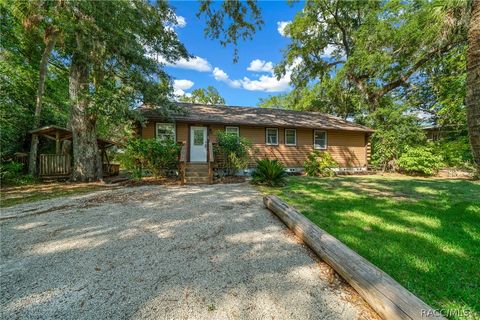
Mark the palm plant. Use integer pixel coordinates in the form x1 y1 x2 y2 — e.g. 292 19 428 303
251 159 288 187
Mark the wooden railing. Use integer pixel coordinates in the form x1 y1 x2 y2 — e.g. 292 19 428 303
179 142 187 184
209 141 214 162
208 141 214 183
39 154 71 177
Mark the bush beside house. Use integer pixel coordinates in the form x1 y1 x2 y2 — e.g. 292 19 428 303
213 131 252 177
304 151 338 177
433 138 474 169
397 146 442 176
120 138 180 179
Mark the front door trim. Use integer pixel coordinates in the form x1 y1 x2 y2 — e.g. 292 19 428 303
189 126 207 162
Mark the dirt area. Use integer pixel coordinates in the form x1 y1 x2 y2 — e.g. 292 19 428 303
1 181 105 199
1 183 378 319
0 182 110 208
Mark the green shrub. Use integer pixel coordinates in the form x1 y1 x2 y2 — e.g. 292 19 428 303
119 138 181 179
214 131 252 176
0 161 36 186
304 151 338 177
251 159 288 187
434 138 473 169
397 146 442 176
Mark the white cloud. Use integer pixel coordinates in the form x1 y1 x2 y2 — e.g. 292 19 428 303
277 21 291 37
212 62 296 93
158 56 212 72
173 79 194 90
247 59 274 73
173 79 194 96
241 74 291 92
213 67 241 88
212 67 229 81
175 15 186 28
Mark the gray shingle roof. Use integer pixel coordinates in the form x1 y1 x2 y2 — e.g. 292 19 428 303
139 103 374 132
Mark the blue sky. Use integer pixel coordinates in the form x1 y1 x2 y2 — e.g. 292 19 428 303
164 1 303 107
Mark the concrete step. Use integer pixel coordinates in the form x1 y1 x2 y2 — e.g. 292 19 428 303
185 171 209 178
186 163 208 170
185 176 210 184
184 163 211 184
185 167 209 173
186 162 208 166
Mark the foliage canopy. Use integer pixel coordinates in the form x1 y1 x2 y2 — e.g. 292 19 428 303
179 86 226 105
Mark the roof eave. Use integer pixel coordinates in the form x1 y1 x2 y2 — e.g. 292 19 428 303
142 116 374 132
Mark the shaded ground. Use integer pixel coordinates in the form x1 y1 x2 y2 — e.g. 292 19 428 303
0 183 376 319
259 175 480 320
0 176 182 208
0 182 109 208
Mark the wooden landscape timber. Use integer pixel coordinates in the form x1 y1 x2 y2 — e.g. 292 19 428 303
263 195 445 320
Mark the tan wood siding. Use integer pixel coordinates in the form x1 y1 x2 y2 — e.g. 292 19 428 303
327 130 366 167
176 123 188 143
209 125 225 143
140 121 368 167
220 126 367 167
141 122 155 139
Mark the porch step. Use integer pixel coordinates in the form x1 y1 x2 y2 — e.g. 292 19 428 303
186 163 208 170
184 162 211 184
185 171 209 177
185 167 209 173
185 176 210 184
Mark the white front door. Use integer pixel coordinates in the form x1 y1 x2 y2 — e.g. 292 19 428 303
190 126 207 162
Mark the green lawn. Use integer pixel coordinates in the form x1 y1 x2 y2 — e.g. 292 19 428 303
259 175 480 319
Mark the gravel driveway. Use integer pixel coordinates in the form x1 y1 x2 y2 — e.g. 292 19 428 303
1 183 375 319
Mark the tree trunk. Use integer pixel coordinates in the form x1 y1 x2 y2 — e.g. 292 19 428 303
28 30 59 175
69 52 103 182
466 0 480 177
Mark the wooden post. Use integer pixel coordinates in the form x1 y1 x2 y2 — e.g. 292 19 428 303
263 195 445 320
179 142 187 185
55 130 60 155
208 141 214 184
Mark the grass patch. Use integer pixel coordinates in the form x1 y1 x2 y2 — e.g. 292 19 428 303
0 182 109 208
259 175 480 319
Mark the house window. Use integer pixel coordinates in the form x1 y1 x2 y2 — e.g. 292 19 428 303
314 130 327 149
225 126 239 137
156 123 175 142
266 128 278 145
285 129 297 146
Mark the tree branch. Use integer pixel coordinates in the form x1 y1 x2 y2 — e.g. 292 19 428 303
320 0 351 57
378 42 459 97
327 60 345 67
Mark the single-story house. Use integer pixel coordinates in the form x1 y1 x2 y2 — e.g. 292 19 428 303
138 103 373 181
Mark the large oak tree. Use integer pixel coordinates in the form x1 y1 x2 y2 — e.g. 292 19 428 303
272 0 478 174
54 1 188 181
466 0 480 176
